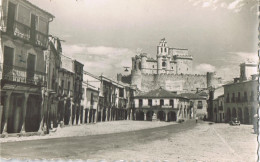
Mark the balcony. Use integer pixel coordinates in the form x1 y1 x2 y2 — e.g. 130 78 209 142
1 63 46 86
3 20 48 49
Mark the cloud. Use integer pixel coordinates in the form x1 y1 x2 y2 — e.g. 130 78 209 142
208 51 258 81
189 0 257 13
227 52 258 63
227 0 243 10
194 63 216 74
61 44 136 77
202 2 211 7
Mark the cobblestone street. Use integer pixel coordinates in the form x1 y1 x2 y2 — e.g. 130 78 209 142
0 120 257 161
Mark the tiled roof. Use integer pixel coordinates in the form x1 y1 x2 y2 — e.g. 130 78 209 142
179 93 206 100
197 91 208 97
135 87 186 99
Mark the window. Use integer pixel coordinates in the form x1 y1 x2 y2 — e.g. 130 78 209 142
160 99 164 106
219 101 223 110
231 93 235 103
172 67 173 69
139 99 143 107
244 92 248 101
250 91 255 101
68 81 71 93
148 99 152 106
170 99 174 107
61 80 64 89
82 88 84 99
162 62 166 67
18 4 30 26
91 93 94 105
226 93 230 103
161 48 163 53
237 92 240 102
153 65 154 68
139 62 141 69
3 46 14 76
38 17 48 34
198 101 203 109
119 88 124 97
165 48 167 52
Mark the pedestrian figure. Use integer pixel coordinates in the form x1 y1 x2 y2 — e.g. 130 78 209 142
196 116 198 123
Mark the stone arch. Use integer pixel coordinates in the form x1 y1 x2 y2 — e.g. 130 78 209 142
226 108 231 122
244 107 249 124
157 111 165 121
232 108 237 118
237 108 243 123
25 95 42 132
146 111 154 121
7 93 24 133
168 111 176 121
136 110 144 121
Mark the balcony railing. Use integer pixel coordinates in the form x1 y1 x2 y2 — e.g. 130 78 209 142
13 21 30 41
1 63 46 86
137 105 177 109
3 20 48 49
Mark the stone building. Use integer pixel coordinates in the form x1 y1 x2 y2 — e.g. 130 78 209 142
119 38 222 93
0 0 54 134
81 70 100 124
223 75 258 124
134 87 190 122
223 61 258 124
212 94 224 123
72 60 84 125
44 37 62 131
179 93 207 119
208 86 224 121
98 75 135 122
59 54 75 125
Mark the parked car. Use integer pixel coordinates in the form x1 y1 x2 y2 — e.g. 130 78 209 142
229 118 240 126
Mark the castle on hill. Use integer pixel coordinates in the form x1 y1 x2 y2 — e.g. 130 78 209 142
117 38 222 93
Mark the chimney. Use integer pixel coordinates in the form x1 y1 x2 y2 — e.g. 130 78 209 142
234 78 240 83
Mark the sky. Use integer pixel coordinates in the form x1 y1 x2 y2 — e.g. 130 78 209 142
29 0 258 81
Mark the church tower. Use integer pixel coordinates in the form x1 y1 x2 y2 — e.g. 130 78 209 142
157 38 170 74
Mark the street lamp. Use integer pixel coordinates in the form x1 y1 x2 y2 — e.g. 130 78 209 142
123 67 130 72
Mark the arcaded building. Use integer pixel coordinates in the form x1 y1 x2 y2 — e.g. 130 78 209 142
119 38 222 93
0 0 54 134
223 62 258 124
134 87 190 122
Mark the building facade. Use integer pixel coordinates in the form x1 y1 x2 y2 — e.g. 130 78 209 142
134 87 190 122
224 77 258 124
44 37 62 131
81 71 100 124
223 61 258 124
72 60 84 125
212 94 224 123
179 93 207 119
59 54 74 125
0 0 54 134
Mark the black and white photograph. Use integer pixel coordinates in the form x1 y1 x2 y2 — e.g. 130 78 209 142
0 0 258 161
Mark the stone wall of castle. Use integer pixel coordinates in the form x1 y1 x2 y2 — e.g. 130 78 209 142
140 73 208 93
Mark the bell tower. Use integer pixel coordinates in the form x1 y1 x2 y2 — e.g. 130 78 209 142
157 38 170 74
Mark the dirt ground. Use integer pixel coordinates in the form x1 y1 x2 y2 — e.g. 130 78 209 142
89 121 257 162
0 120 257 162
0 120 174 143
